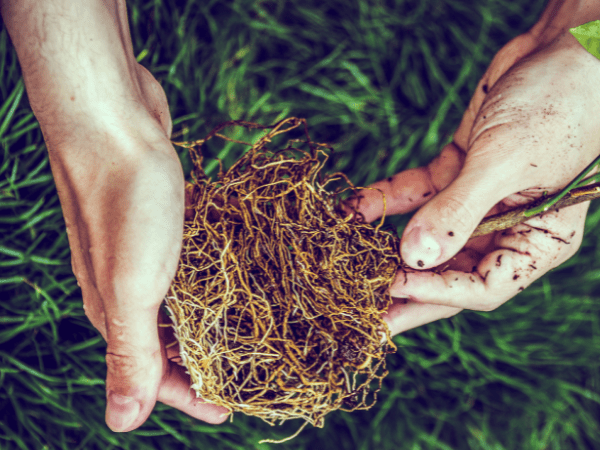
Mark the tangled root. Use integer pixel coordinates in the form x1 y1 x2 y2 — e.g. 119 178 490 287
166 117 402 441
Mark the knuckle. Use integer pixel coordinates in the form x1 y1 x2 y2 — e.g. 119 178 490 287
105 351 138 379
105 347 161 381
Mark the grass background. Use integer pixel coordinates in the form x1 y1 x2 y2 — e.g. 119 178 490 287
2 0 600 449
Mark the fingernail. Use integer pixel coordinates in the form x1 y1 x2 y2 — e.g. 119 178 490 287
402 226 441 268
106 391 141 432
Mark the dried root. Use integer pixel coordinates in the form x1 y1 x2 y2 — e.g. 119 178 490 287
166 117 402 440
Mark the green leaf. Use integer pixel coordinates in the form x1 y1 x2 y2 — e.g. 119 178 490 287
0 79 24 140
570 20 600 60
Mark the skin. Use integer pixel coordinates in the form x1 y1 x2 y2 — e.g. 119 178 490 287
1 0 599 435
351 0 600 335
0 0 228 433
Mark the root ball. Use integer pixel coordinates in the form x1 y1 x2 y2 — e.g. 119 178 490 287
166 118 402 435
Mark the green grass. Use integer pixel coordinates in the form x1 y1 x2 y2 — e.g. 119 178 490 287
2 0 600 449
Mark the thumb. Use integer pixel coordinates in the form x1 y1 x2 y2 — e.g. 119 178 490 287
104 302 164 432
99 147 183 432
400 168 510 269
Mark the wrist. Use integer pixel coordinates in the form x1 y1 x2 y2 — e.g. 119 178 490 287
0 0 142 128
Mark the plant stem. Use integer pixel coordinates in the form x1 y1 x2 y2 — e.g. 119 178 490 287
471 182 600 238
522 154 600 217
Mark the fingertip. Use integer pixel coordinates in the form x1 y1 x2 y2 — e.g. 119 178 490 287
187 392 231 425
104 347 163 433
198 403 231 425
345 167 438 224
105 376 160 433
343 191 377 223
106 391 144 432
400 226 442 269
400 171 505 269
157 361 232 425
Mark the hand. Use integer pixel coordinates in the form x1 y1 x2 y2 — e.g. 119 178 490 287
1 0 228 432
64 119 229 432
353 19 600 335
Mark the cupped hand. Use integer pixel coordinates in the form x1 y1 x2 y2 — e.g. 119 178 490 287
3 0 229 432
47 70 228 432
353 29 600 335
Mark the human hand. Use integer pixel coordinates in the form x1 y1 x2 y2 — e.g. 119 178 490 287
352 16 600 335
1 0 228 431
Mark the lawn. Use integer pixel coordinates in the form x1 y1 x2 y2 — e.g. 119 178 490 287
2 0 600 449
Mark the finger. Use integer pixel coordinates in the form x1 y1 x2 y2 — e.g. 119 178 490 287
104 308 164 432
382 298 462 336
347 143 465 223
184 181 195 220
157 362 230 425
101 155 185 432
157 311 230 424
439 247 485 273
391 202 588 310
398 149 522 269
